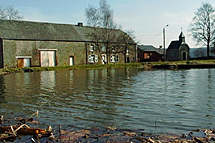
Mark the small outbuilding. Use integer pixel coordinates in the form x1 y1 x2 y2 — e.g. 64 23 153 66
166 32 190 61
138 45 163 62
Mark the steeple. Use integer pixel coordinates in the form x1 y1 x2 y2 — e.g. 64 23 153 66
179 31 185 43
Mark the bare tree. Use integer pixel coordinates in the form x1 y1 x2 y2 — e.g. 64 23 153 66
85 0 119 63
190 2 215 57
0 6 23 20
86 0 114 28
86 0 137 63
211 43 215 56
0 8 6 19
115 30 137 63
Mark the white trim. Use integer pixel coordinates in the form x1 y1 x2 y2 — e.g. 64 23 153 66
16 56 32 59
38 49 58 51
89 44 95 52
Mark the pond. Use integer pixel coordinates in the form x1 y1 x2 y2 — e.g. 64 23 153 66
0 68 215 134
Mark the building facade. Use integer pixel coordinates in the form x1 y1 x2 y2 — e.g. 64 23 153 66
0 20 136 68
166 32 190 61
86 42 136 64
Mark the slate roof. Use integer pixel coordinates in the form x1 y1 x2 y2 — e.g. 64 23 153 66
138 45 164 54
179 32 185 38
167 40 182 49
0 20 135 44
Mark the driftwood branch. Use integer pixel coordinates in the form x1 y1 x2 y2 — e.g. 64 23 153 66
0 125 52 136
0 112 53 142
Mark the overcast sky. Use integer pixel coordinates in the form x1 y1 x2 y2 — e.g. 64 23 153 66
1 0 215 48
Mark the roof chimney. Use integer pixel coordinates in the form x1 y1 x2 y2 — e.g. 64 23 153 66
77 22 83 27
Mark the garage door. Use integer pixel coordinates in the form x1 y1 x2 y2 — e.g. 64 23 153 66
17 58 31 68
16 56 32 68
40 51 56 67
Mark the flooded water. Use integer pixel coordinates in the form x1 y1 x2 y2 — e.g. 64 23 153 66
0 68 215 134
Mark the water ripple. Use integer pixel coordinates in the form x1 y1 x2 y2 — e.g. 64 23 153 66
0 68 215 134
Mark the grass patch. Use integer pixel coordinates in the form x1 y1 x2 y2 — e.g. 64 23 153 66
149 59 215 66
147 59 215 69
0 60 214 75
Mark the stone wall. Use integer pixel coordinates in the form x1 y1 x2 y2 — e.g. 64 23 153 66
3 40 86 68
127 45 137 63
166 49 179 61
2 39 136 68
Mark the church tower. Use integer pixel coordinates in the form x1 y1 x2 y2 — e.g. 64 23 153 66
179 32 185 43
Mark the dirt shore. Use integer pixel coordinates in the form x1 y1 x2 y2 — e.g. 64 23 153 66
1 115 215 142
58 127 215 143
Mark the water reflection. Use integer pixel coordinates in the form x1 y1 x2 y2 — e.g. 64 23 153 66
0 76 5 104
0 68 215 134
40 71 56 92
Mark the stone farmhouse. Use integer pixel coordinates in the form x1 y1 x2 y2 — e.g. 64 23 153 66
0 20 136 68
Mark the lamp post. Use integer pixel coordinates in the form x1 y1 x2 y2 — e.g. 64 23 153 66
163 24 168 61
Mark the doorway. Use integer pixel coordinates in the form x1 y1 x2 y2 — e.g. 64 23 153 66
40 50 56 67
126 57 130 63
17 58 31 68
70 56 74 66
182 52 187 60
16 56 32 68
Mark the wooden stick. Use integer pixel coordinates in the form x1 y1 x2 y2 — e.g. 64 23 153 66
0 116 3 124
59 124 61 143
0 125 51 136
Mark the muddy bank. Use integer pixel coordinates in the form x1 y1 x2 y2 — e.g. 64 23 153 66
3 125 215 143
59 127 215 143
1 114 215 143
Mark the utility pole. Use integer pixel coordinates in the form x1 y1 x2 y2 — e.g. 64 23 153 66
163 25 168 61
163 28 166 61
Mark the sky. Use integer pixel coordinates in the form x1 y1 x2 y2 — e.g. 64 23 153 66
0 0 215 48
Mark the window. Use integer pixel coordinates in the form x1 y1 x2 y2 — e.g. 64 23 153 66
88 55 94 63
110 55 115 63
110 54 119 63
112 47 116 52
101 54 107 64
88 55 98 63
95 55 98 63
115 55 119 62
144 53 150 59
89 44 95 52
101 46 106 52
126 49 129 56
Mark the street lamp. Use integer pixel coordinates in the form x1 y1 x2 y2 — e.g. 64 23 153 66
163 24 168 61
